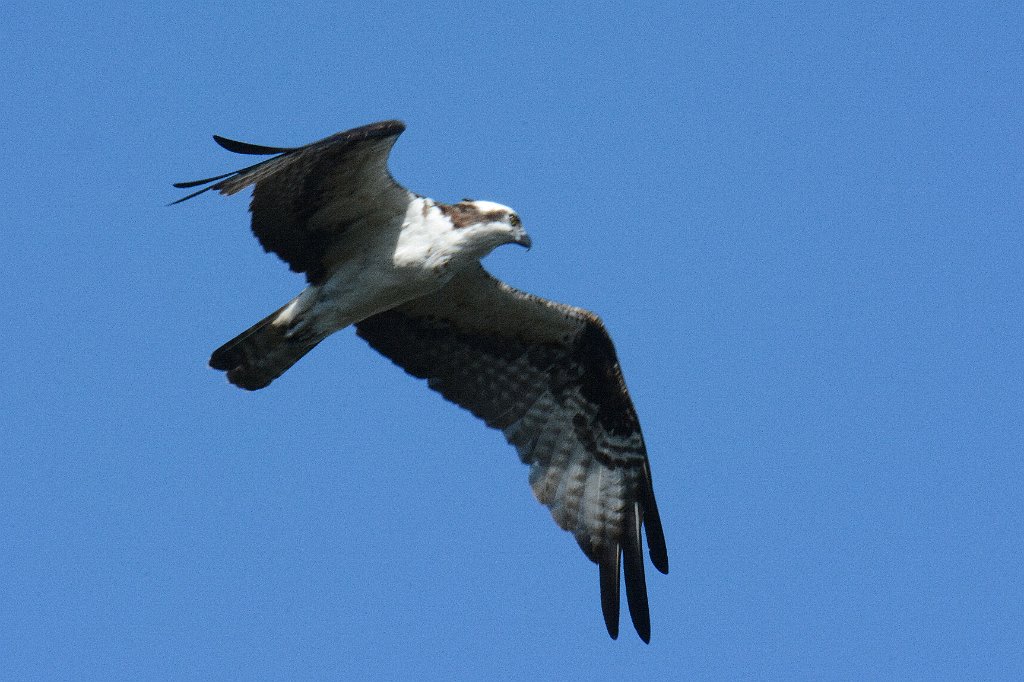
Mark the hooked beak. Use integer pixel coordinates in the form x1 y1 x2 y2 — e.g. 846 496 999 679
513 228 532 250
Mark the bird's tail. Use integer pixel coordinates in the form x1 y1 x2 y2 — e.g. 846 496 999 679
209 297 324 390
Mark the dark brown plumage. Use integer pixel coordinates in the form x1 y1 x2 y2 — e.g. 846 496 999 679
174 120 409 284
356 266 668 642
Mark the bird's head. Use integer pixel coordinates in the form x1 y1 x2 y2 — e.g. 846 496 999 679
440 199 532 256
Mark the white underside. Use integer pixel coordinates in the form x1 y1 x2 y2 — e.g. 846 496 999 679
271 196 511 340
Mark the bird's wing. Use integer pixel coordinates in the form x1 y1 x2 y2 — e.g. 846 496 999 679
355 265 668 642
173 120 411 284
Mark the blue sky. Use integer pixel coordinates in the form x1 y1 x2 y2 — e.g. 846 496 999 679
3 1 1022 678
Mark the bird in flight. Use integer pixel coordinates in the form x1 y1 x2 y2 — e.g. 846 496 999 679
173 120 668 642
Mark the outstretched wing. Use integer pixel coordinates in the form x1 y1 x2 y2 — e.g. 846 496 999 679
355 266 669 642
173 120 411 284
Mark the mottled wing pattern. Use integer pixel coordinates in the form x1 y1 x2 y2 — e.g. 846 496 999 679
355 266 668 642
173 120 411 284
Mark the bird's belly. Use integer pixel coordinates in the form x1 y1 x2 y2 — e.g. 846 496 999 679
313 258 448 329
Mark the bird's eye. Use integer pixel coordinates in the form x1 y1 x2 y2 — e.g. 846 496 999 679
509 214 521 227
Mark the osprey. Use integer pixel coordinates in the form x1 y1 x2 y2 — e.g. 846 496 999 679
173 120 668 642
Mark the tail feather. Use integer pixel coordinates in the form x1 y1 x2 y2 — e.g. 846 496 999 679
210 300 322 390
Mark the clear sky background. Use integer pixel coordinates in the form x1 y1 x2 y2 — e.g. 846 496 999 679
3 1 1022 679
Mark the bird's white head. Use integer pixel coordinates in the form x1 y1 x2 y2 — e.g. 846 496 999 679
439 199 532 259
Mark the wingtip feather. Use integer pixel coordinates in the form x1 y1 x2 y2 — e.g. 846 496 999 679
646 517 669 575
167 185 215 206
599 548 621 640
642 463 670 575
173 172 227 189
213 134 295 155
623 502 651 643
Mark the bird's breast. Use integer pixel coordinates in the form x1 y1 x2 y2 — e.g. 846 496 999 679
392 197 459 269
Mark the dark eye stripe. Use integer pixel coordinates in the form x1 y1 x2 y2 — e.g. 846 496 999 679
438 202 518 229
